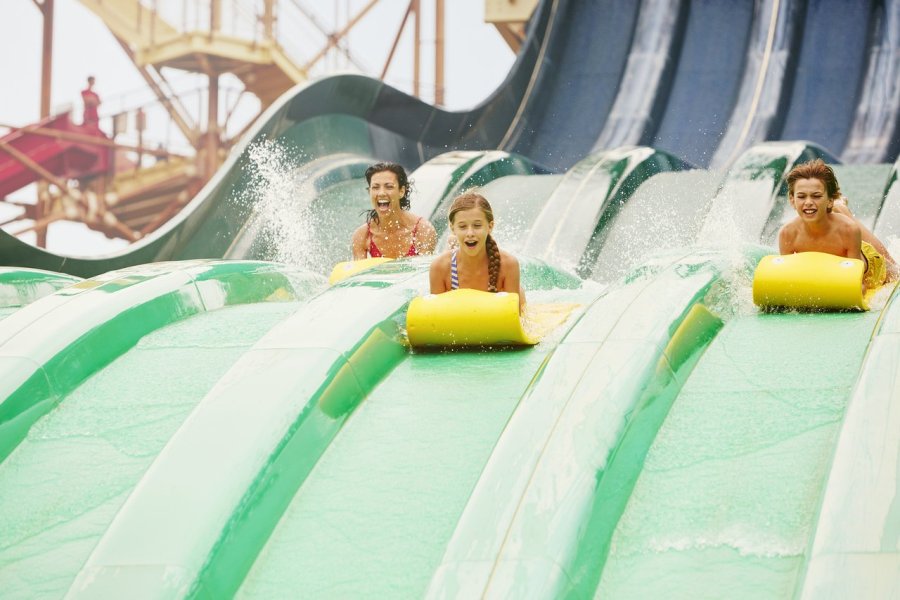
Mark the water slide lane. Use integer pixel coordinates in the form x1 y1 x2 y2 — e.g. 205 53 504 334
63 260 436 597
594 305 881 598
591 0 686 151
778 0 877 155
842 0 900 163
0 304 303 598
508 0 641 169
874 155 900 239
0 267 80 320
709 0 804 168
799 280 900 598
649 0 753 167
232 264 591 598
0 262 323 597
425 247 752 598
521 147 692 278
0 261 322 462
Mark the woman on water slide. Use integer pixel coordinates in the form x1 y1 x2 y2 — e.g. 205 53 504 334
351 162 437 260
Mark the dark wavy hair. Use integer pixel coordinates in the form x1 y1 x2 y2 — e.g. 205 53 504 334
449 192 501 293
364 162 412 224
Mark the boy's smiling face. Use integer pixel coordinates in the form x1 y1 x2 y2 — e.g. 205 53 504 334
790 178 834 223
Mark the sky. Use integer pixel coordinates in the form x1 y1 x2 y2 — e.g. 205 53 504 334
0 0 516 254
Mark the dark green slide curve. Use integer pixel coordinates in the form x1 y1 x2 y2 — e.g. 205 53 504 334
3 0 900 597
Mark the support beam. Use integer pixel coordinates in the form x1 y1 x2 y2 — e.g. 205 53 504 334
9 213 65 238
206 73 220 179
262 0 275 38
303 0 380 71
210 0 221 35
113 36 199 147
0 140 72 200
39 0 53 119
288 0 367 71
413 0 420 97
380 0 414 81
434 0 444 105
492 22 524 53
37 0 54 247
0 122 187 159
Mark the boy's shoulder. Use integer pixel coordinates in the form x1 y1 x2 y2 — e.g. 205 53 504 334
831 211 859 232
778 217 802 241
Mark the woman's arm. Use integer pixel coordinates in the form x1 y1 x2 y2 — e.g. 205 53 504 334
351 225 369 260
417 219 439 255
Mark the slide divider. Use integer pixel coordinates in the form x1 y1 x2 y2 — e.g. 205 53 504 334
64 261 430 599
0 260 322 463
427 247 764 598
0 267 81 308
797 283 900 598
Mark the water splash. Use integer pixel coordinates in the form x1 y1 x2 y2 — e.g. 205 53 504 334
238 140 325 272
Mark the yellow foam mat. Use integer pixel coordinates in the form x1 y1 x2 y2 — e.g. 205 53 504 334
753 252 870 310
329 257 393 285
407 288 579 348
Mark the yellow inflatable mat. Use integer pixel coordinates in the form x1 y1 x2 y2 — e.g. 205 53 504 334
407 288 579 348
329 257 393 285
753 252 872 310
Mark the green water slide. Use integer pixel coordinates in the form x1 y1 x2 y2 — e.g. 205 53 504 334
0 261 324 597
593 300 883 598
22 258 584 598
0 268 81 320
3 144 898 598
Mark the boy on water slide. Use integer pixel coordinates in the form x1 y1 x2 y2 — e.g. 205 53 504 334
778 159 897 291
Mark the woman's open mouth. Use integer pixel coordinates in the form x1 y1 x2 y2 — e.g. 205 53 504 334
464 240 478 248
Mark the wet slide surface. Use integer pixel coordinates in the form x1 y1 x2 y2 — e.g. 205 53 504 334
236 287 594 598
511 0 640 169
778 0 875 153
650 0 753 166
0 302 302 597
596 310 880 598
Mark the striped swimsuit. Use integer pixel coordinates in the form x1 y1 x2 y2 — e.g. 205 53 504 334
450 251 459 290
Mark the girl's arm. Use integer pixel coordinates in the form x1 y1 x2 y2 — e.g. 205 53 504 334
430 253 450 294
500 252 525 312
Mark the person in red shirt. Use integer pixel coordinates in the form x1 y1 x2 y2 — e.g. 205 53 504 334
81 76 101 128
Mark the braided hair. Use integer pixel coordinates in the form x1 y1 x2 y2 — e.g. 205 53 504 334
364 162 411 224
449 192 501 292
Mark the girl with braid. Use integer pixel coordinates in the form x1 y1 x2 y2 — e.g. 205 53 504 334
430 192 525 312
